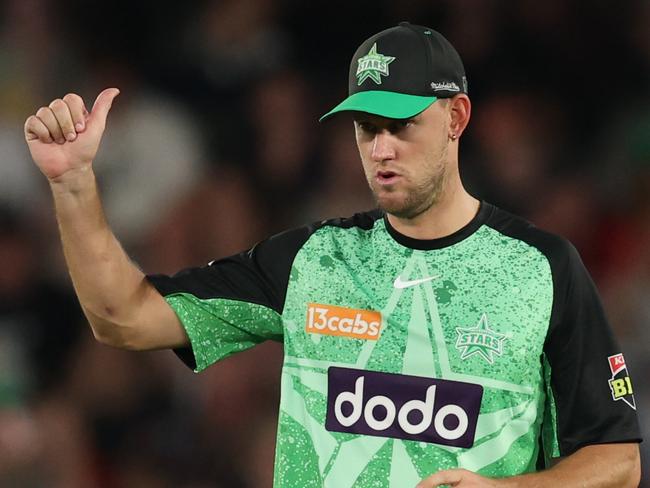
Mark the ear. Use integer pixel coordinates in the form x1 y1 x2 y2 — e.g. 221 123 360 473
448 94 471 139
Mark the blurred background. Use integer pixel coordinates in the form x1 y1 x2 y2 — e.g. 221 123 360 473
0 0 648 486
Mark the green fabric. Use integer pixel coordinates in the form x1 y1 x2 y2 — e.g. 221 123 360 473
541 353 561 464
165 294 282 372
276 220 553 486
166 218 555 486
319 90 438 121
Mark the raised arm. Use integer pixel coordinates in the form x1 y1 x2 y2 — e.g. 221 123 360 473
24 88 188 350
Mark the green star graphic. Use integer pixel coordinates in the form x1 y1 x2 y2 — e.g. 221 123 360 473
455 313 506 364
356 43 396 86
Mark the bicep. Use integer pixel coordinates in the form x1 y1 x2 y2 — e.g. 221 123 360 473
138 225 316 365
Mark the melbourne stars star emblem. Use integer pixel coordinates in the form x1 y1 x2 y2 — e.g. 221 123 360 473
455 313 507 364
356 43 396 85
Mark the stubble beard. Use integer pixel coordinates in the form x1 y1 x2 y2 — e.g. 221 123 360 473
369 144 449 220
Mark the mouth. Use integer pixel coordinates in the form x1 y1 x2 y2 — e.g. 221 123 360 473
376 170 401 186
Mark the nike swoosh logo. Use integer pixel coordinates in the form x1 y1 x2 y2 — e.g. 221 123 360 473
393 275 440 289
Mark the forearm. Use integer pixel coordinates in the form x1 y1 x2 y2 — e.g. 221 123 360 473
502 443 640 488
49 165 149 347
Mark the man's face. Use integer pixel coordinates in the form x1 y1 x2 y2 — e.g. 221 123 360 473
354 101 451 219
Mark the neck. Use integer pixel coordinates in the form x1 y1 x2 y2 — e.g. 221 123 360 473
386 175 479 240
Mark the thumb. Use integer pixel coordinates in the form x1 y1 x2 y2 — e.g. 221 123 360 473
90 88 120 125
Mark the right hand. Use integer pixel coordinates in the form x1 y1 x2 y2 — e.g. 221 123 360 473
24 88 120 181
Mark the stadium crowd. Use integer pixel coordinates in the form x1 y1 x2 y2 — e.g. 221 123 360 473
0 0 648 486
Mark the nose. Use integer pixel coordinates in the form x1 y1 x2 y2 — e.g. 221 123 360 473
371 131 396 163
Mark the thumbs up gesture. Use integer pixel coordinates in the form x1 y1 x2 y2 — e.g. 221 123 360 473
24 88 120 181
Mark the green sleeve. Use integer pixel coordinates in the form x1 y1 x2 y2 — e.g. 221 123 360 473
166 293 282 372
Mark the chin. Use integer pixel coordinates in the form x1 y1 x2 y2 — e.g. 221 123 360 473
376 196 415 218
375 192 435 219
383 205 424 219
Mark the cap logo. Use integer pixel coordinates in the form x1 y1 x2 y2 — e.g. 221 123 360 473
430 81 460 92
356 43 396 86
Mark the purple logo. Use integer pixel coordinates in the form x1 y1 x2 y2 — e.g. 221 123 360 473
325 367 483 448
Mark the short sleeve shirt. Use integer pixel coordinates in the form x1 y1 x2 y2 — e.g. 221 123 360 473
147 202 641 487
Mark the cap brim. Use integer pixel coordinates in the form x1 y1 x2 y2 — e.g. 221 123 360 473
319 91 437 122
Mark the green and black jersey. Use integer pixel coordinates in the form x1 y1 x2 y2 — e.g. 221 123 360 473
147 202 641 487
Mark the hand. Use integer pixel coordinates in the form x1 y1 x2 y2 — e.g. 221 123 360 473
417 469 506 488
24 88 120 181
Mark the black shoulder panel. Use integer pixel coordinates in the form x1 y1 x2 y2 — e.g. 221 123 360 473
147 210 383 370
147 210 383 314
484 205 570 337
485 205 641 457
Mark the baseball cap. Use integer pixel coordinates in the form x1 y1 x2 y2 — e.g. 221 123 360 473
320 22 467 121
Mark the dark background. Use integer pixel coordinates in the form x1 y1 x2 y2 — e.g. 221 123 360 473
0 0 648 486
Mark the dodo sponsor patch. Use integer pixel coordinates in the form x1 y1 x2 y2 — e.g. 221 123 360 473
325 367 483 448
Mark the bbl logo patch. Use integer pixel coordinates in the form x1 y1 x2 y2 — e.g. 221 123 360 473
607 353 635 410
356 43 395 86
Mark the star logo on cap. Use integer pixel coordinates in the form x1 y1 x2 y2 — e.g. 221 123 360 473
356 43 396 86
455 313 507 364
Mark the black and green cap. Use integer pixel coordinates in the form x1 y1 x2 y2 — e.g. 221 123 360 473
320 22 467 121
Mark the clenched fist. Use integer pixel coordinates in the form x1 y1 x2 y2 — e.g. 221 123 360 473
24 88 120 181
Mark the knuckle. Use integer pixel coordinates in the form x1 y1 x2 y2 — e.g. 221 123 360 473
63 93 81 105
23 116 34 131
48 98 64 109
36 106 50 118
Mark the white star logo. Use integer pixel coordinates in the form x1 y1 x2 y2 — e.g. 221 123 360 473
455 314 507 364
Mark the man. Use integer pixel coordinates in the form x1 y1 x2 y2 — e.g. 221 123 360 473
24 22 641 487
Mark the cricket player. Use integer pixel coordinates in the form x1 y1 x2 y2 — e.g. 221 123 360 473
24 22 641 487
